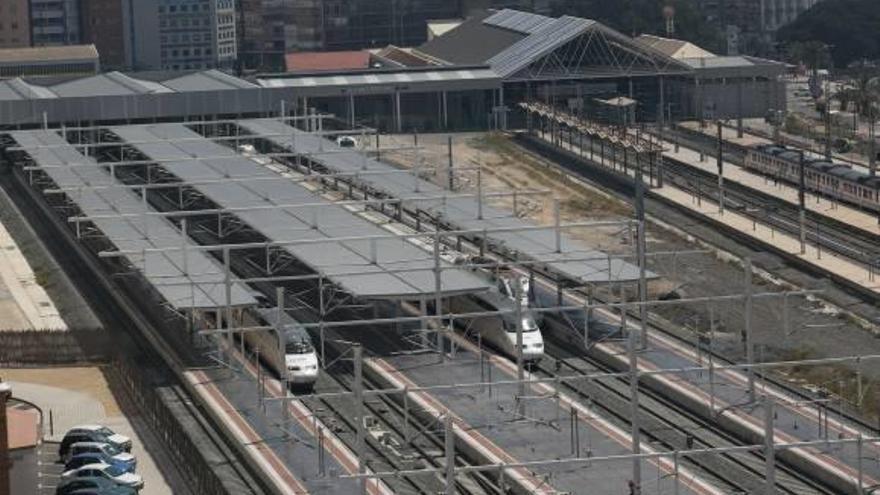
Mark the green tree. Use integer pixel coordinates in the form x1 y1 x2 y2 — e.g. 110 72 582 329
559 0 723 52
777 0 880 68
829 62 880 175
785 40 832 79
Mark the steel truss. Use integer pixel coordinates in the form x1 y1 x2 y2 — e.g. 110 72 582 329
511 24 691 81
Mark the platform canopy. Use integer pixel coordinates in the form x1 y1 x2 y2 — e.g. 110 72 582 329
240 118 650 284
10 130 256 311
109 123 491 301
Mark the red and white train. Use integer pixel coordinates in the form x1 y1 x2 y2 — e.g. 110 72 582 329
744 144 880 212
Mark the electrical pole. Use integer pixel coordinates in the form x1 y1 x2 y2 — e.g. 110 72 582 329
825 79 833 160
515 278 526 419
717 121 725 214
636 154 649 351
628 287 642 495
354 345 366 495
764 396 777 494
870 117 876 177
744 259 756 404
0 382 10 495
798 151 806 254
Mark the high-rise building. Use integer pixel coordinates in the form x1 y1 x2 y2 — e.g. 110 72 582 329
123 0 238 71
0 0 30 48
81 0 126 68
695 0 823 54
30 0 81 46
237 0 464 71
760 0 823 32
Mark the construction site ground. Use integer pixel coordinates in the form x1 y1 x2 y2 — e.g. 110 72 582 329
376 131 880 420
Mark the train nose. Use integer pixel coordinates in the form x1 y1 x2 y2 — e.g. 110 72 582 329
521 342 544 361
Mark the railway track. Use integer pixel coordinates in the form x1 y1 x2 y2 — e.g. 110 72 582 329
228 242 503 495
661 157 880 266
0 170 267 494
517 129 880 425
657 124 879 256
94 126 874 493
532 333 833 495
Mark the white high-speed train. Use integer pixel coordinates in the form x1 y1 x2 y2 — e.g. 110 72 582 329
446 266 545 362
248 307 320 389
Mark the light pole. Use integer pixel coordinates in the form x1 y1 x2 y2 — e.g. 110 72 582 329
0 381 11 495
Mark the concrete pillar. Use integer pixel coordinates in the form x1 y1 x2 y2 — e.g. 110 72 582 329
659 77 665 126
394 92 403 133
499 85 507 130
442 91 449 129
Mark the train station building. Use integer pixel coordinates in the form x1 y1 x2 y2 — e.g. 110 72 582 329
0 9 786 133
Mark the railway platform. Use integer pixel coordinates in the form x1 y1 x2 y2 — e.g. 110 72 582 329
677 121 876 175
184 347 393 495
0 216 66 331
656 178 880 295
592 314 880 493
659 128 880 236
519 118 880 491
531 126 880 298
368 337 726 495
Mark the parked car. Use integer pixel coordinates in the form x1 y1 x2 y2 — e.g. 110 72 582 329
64 442 136 470
66 453 136 474
336 135 358 148
59 426 132 459
64 488 137 495
61 463 143 491
55 477 137 495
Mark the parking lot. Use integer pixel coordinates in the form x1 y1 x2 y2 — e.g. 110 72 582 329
2 367 186 494
35 442 63 495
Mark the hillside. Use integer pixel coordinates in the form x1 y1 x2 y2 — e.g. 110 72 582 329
777 0 880 68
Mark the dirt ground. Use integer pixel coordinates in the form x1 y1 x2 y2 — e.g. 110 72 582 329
0 366 121 416
377 131 880 420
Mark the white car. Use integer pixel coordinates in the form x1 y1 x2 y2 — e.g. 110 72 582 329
336 135 358 148
66 441 137 469
61 462 144 490
61 425 132 455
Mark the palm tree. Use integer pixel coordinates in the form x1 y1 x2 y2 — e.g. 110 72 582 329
787 40 831 81
835 63 880 176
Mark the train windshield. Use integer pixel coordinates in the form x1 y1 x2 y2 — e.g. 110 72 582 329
285 334 314 354
498 276 530 306
506 314 539 333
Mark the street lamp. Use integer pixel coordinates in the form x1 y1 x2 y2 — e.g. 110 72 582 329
0 381 11 495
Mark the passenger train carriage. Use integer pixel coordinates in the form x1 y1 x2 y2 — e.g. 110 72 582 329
244 307 320 390
443 257 545 363
744 144 880 212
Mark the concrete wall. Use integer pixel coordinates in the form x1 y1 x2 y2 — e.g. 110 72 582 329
124 0 161 70
694 78 787 120
0 0 30 48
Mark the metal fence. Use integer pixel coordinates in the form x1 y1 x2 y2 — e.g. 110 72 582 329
112 359 231 495
0 328 107 365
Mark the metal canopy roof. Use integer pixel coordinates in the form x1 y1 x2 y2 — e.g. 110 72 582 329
257 68 501 95
110 123 491 300
240 118 646 284
10 130 256 311
0 70 260 102
0 78 57 100
50 72 175 97
482 9 556 35
488 15 598 78
162 70 260 92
